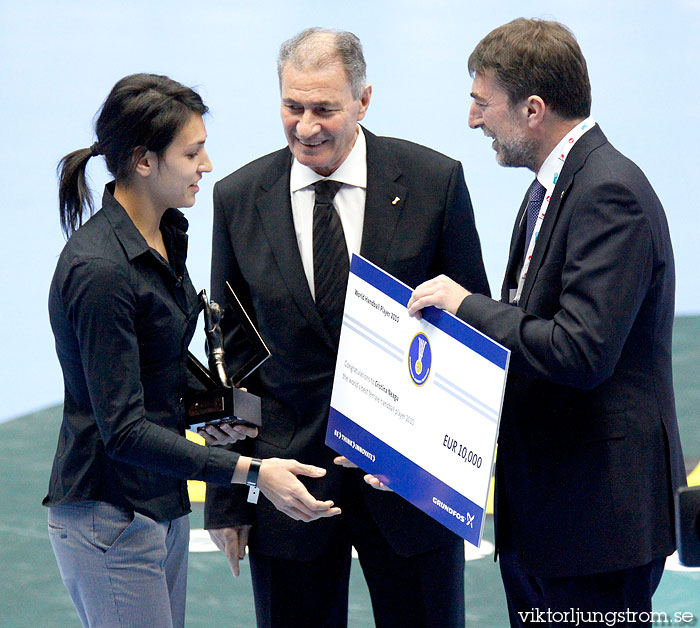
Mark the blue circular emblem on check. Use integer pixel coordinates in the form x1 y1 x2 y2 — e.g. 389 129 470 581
408 332 432 386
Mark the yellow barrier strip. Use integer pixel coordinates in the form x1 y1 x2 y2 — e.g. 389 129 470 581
186 430 207 502
686 461 700 487
185 434 700 508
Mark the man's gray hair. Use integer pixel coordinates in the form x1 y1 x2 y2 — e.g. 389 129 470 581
277 27 367 99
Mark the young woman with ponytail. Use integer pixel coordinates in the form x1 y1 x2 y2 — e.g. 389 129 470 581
44 73 339 628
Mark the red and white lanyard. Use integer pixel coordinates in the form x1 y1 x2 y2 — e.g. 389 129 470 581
513 116 595 305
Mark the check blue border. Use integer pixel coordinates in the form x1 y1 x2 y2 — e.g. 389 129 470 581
326 408 484 546
350 255 509 370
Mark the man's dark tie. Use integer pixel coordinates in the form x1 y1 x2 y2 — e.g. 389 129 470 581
524 179 547 261
313 179 347 346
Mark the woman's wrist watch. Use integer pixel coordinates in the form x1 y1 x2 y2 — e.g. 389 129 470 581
246 458 262 504
246 458 262 488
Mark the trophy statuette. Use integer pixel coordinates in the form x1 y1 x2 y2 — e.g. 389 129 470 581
185 289 269 430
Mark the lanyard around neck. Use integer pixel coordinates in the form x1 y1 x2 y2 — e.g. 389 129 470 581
512 117 595 305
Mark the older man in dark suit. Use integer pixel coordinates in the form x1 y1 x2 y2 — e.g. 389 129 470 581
203 27 489 628
408 18 685 627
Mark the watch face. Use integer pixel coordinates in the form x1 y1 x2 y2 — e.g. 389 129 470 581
247 486 260 504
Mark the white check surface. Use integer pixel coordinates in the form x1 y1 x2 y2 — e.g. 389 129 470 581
326 255 510 547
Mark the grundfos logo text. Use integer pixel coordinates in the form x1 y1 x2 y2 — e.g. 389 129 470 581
432 497 466 523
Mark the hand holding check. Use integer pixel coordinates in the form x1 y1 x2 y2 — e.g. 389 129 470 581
407 275 472 318
333 456 392 492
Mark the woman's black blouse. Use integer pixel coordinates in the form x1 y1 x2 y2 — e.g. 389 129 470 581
44 184 239 521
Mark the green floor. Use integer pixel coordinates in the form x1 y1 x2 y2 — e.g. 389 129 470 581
1 315 699 627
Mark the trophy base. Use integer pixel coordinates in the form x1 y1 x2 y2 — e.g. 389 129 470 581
186 387 262 430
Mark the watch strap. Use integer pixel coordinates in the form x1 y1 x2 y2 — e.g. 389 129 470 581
246 458 262 488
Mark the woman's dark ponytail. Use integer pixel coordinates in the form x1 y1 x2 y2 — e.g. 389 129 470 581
57 147 95 238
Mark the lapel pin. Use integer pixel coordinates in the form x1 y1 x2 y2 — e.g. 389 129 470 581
392 196 400 205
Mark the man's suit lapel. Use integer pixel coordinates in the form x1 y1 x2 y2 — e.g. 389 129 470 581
254 150 334 347
360 128 408 267
515 125 607 309
501 195 529 303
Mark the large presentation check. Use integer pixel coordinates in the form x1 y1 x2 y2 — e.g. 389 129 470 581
326 255 510 547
